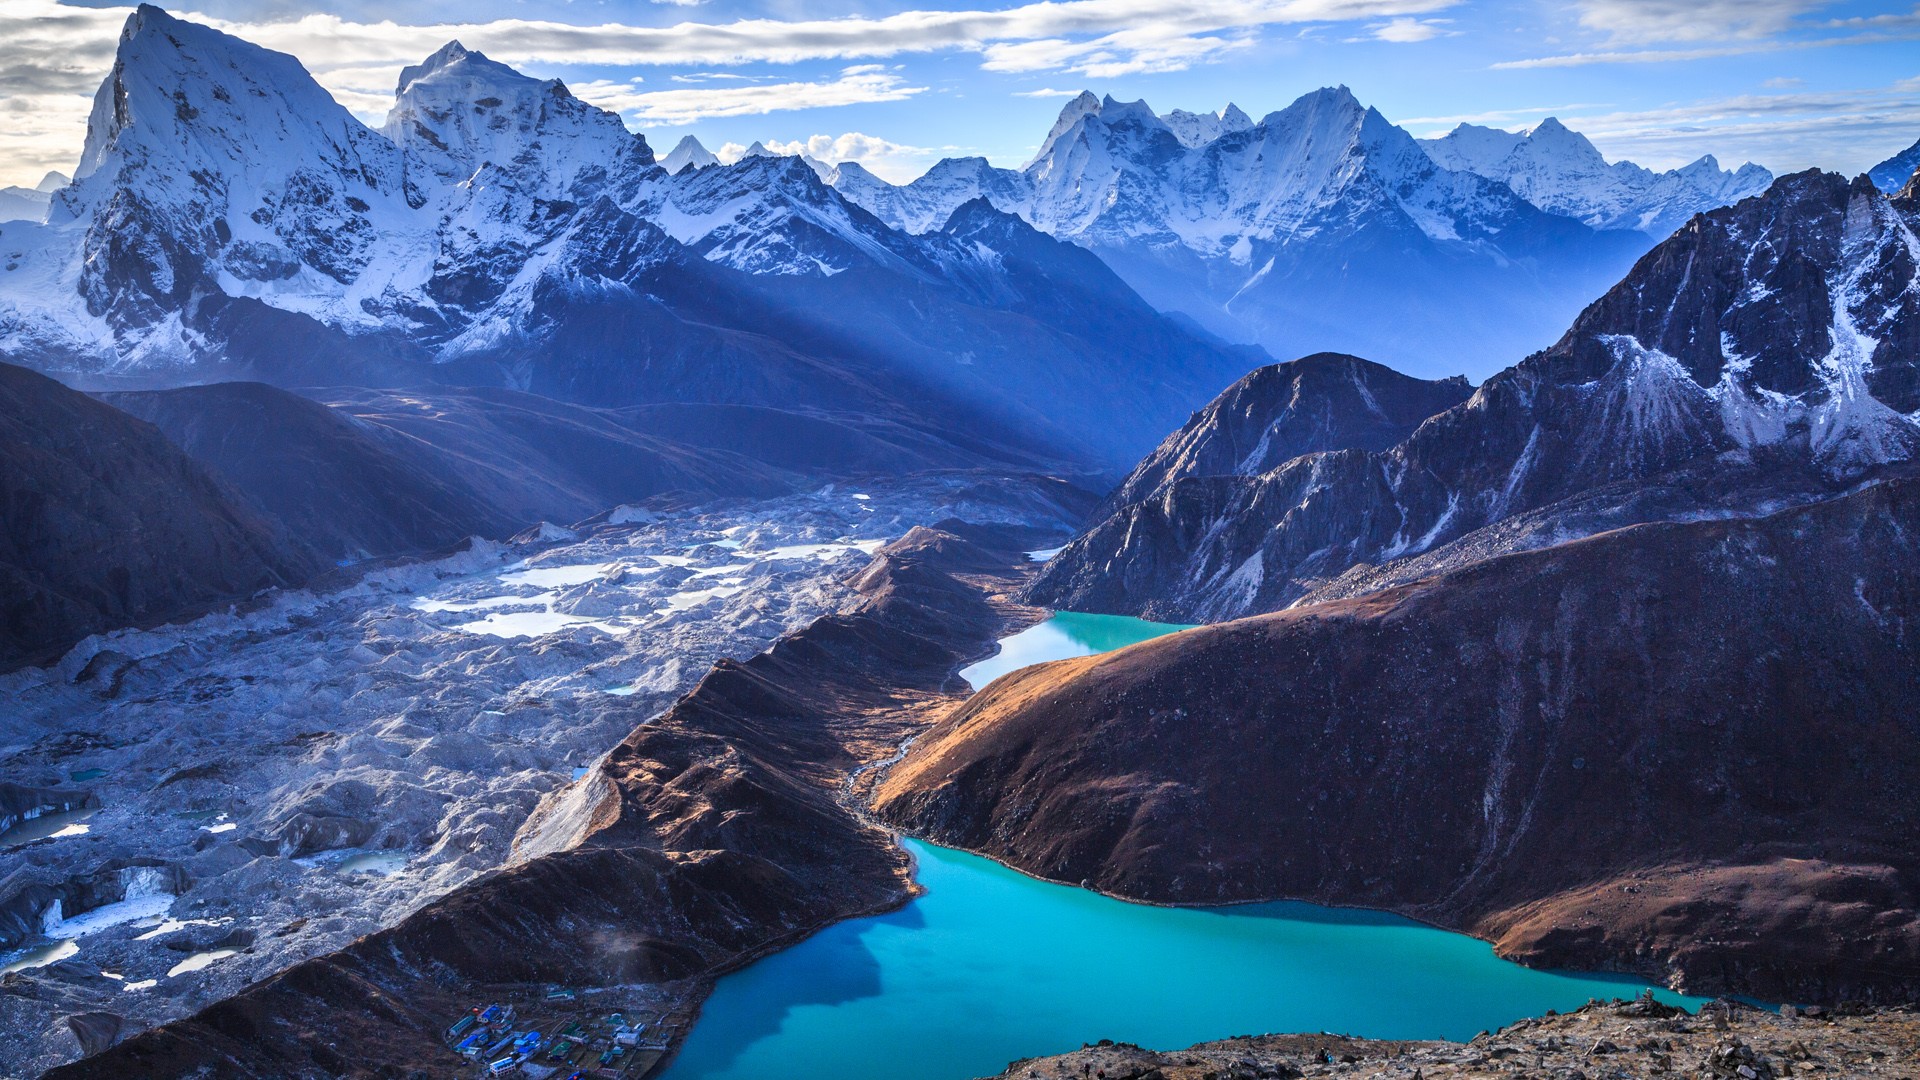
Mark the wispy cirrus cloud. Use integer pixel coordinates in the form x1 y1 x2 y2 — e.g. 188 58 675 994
1496 0 1920 69
576 67 928 125
1425 81 1920 174
188 0 1462 74
1571 0 1827 44
1353 16 1452 41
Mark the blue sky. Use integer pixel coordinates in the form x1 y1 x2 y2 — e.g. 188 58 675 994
3 0 1918 187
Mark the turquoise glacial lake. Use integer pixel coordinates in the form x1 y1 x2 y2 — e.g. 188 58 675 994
958 611 1197 691
662 614 1707 1080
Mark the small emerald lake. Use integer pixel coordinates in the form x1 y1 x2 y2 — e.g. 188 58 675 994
661 612 1708 1080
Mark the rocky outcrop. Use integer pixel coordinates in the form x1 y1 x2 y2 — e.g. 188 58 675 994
880 474 1920 1002
1097 353 1471 511
0 362 319 670
101 382 518 562
980 1000 1920 1080
1030 169 1920 623
44 521 1051 1078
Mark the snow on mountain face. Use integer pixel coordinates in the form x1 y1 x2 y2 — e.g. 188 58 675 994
659 135 718 175
0 189 51 224
829 86 1650 377
0 173 68 222
0 7 677 366
1871 137 1920 193
5 3 420 364
1420 118 1773 236
1029 170 1920 623
835 157 1034 234
838 86 1562 249
1159 103 1253 149
0 7 1263 477
628 154 921 278
383 41 652 205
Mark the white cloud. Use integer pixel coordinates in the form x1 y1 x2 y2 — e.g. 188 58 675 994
578 68 928 124
760 132 940 180
1364 16 1449 41
1826 5 1920 30
1012 87 1088 97
1492 27 1919 68
1571 0 1825 45
182 0 1462 74
1505 81 1920 174
1399 102 1614 129
1763 76 1807 88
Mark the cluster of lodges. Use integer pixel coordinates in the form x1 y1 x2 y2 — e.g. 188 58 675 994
444 993 666 1078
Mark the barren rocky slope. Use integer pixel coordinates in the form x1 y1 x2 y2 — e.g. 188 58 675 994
878 473 1920 1003
982 999 1918 1080
0 362 319 669
1095 353 1471 513
30 507 1062 1078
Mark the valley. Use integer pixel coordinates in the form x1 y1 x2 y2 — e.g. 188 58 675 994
2 4 1919 1079
1 475 1086 1076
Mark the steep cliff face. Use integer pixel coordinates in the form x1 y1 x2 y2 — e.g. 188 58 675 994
0 362 318 669
1031 170 1920 622
879 474 1920 1002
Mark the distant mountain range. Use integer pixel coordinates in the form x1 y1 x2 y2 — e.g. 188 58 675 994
1873 136 1920 193
1418 117 1771 236
1031 168 1920 622
0 172 67 224
809 91 1774 378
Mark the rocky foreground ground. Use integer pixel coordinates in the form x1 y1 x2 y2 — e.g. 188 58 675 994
987 1000 1920 1080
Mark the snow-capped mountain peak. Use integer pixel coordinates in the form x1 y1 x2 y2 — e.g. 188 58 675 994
1418 117 1772 235
45 2 413 346
382 40 650 204
1160 103 1254 148
1871 137 1920 193
659 135 718 175
1036 90 1104 156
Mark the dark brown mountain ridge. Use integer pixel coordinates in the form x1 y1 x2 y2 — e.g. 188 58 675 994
876 471 1920 1003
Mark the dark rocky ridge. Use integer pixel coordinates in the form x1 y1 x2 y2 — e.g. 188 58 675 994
102 382 929 562
878 474 1920 1002
99 382 522 563
43 521 1050 1079
0 362 320 670
1029 169 1920 622
1096 352 1472 511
